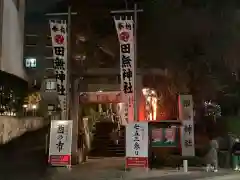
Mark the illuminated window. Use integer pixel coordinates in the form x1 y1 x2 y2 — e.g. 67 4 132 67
25 58 36 68
45 80 56 90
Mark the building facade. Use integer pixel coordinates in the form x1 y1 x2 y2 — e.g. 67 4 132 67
0 0 26 80
0 0 28 116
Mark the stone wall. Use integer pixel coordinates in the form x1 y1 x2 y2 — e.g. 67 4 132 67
0 116 48 144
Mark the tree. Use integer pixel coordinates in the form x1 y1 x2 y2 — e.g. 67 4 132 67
64 0 240 119
138 0 240 118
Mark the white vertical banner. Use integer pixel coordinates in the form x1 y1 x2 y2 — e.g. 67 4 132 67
49 20 68 119
178 94 194 121
114 17 135 123
181 120 195 156
178 95 195 156
48 120 73 166
125 122 148 168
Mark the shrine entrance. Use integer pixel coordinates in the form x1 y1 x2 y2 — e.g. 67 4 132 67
79 91 127 157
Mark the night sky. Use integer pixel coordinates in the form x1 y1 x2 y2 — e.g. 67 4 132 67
25 0 240 74
26 0 63 13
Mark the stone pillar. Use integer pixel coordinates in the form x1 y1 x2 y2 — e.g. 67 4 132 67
98 104 102 113
70 78 80 165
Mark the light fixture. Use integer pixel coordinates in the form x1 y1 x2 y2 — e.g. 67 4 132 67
32 104 37 109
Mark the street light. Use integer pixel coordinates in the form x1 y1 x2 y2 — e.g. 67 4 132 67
23 104 27 108
22 104 28 116
32 104 37 116
32 104 37 109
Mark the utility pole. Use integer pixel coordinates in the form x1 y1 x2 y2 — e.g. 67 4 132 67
111 3 143 122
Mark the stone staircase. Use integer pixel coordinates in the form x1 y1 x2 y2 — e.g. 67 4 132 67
89 121 125 157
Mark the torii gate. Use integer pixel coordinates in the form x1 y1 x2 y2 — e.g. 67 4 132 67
79 91 146 125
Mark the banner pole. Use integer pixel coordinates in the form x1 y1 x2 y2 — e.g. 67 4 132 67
45 7 78 166
66 6 71 120
133 3 138 122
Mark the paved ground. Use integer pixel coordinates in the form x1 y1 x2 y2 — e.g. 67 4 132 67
44 166 240 180
0 126 49 180
0 126 239 180
131 171 240 180
45 158 240 180
193 174 240 180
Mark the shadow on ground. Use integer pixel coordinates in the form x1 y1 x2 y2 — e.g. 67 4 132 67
0 125 56 180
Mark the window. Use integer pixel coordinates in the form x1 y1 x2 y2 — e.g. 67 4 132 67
107 76 118 84
45 80 56 90
25 58 36 68
46 35 52 47
45 48 53 58
25 35 38 47
45 58 54 69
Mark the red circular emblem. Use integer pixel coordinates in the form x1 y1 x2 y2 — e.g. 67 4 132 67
54 35 65 44
119 31 130 42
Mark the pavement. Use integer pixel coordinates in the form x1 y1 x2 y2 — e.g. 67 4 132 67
0 126 240 180
193 174 240 180
44 158 240 180
44 166 240 180
131 170 240 180
0 126 49 180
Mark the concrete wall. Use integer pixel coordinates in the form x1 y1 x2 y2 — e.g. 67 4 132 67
0 116 47 144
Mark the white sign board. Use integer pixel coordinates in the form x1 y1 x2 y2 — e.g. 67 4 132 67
48 120 73 166
126 122 148 168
